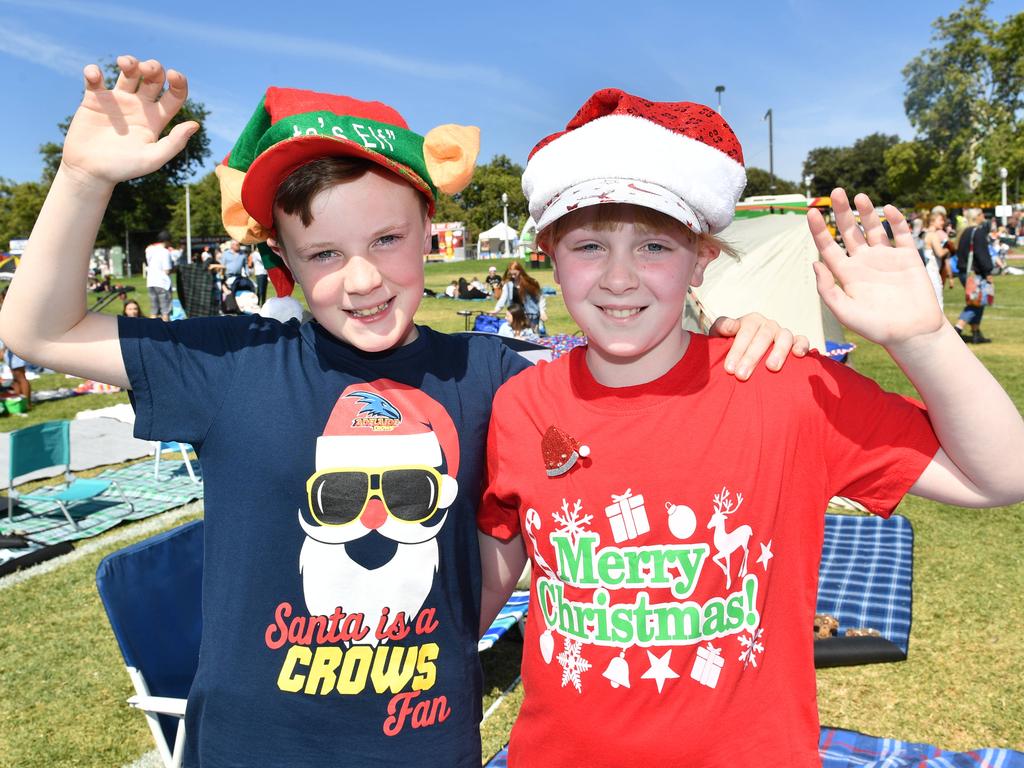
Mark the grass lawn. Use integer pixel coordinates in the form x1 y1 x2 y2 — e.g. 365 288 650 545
0 261 1022 766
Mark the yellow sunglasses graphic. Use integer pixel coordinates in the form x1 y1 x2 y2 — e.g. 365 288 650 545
305 466 443 527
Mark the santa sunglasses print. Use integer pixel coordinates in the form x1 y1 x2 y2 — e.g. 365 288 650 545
306 466 442 527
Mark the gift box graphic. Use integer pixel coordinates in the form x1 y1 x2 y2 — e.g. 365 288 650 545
690 642 724 688
605 489 649 543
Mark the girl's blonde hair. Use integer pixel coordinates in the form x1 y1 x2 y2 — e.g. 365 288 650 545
537 204 737 260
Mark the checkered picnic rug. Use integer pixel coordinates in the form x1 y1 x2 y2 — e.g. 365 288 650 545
817 514 914 655
0 459 202 570
484 730 1024 767
479 591 529 652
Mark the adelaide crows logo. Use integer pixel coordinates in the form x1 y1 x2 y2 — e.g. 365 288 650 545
346 391 402 431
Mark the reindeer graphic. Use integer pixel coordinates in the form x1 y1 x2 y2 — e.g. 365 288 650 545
707 487 752 590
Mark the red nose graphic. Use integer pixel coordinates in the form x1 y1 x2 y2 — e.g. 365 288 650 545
361 498 388 529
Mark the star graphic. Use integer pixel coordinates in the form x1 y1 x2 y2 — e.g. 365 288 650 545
757 539 774 571
640 649 679 693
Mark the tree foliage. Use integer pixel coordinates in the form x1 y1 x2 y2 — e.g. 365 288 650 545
742 167 800 197
802 134 900 202
0 179 48 251
168 171 225 242
439 155 528 245
901 0 1023 201
37 61 211 246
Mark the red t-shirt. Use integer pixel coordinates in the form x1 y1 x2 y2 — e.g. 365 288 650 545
479 336 938 768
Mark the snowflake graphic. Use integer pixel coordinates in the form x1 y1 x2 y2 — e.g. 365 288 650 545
552 499 592 546
556 637 592 693
737 628 765 669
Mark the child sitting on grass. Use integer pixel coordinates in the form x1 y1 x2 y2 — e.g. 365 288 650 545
478 89 1024 768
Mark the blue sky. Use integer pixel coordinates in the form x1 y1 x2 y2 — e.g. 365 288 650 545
1 0 1017 187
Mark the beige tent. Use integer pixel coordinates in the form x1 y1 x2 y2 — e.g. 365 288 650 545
684 214 844 353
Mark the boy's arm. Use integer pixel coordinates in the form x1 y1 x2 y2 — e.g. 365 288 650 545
0 56 197 387
478 531 527 637
810 189 1024 507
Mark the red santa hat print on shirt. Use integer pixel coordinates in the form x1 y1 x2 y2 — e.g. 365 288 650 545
316 380 460 475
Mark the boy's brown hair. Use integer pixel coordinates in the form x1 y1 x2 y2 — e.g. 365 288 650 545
273 157 428 229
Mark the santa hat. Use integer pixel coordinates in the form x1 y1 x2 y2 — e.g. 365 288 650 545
316 380 460 474
522 88 746 236
216 87 480 296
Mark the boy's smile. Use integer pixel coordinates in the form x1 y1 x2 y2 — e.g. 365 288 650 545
269 167 431 353
550 205 718 386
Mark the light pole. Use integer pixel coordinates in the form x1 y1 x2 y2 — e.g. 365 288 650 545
763 108 775 192
804 174 814 199
185 149 192 263
501 192 511 258
1000 167 1008 226
715 85 725 114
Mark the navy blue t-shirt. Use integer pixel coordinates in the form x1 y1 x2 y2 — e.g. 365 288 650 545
119 316 528 767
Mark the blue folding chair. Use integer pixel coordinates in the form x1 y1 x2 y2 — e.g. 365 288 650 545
96 520 204 768
152 441 200 485
7 420 134 529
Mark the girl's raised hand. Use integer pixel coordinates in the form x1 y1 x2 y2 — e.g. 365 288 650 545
60 55 198 186
809 188 945 348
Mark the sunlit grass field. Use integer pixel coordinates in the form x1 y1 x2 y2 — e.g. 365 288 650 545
0 259 1021 766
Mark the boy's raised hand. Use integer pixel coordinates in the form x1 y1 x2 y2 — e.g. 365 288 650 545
809 189 945 348
61 55 198 186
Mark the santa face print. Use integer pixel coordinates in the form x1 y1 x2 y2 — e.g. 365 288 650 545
270 166 431 354
550 205 718 386
297 383 459 646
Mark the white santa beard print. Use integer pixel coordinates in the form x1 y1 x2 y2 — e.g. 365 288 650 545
299 536 440 647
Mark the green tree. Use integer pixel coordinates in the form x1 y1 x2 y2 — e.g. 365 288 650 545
742 167 800 197
449 155 528 245
902 0 1023 201
37 61 211 247
884 141 937 207
802 133 900 202
0 179 48 252
168 171 225 243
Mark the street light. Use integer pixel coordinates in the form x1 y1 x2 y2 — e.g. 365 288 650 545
714 85 725 114
1000 167 1008 226
804 174 814 199
763 108 775 192
501 192 511 258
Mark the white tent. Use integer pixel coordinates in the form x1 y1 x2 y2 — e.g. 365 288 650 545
477 222 518 259
684 214 844 353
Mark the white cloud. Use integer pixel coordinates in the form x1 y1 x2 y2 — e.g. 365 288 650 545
0 20 93 77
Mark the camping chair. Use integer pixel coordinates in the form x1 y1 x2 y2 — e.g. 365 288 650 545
153 441 200 485
7 420 134 529
96 520 203 768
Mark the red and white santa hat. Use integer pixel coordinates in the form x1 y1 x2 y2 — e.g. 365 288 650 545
523 88 746 236
316 380 460 474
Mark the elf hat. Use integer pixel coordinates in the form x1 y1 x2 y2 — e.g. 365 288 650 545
315 380 460 475
216 86 480 296
523 88 746 236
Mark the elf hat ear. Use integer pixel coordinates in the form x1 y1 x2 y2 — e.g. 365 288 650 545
423 125 480 195
215 164 272 245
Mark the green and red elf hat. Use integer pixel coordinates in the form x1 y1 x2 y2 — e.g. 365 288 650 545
216 87 480 297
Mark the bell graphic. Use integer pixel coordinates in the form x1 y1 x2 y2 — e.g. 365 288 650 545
602 650 631 689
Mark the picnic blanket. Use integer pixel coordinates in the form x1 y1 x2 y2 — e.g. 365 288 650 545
0 459 202 575
0 417 153 487
479 591 529 652
815 514 913 666
484 729 1024 767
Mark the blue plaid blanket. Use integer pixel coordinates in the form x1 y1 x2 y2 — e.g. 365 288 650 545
484 729 1024 767
479 591 529 652
816 514 914 658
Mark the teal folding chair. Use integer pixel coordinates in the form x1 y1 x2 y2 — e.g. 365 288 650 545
7 420 134 529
